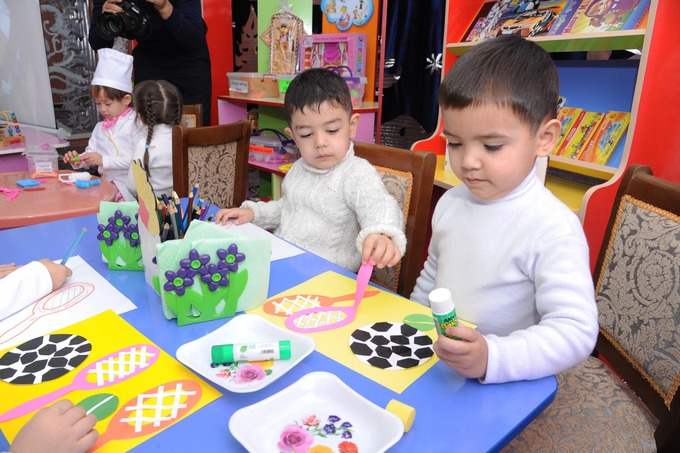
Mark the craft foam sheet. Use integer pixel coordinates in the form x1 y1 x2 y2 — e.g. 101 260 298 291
249 271 440 394
97 201 144 270
0 310 220 452
157 220 271 325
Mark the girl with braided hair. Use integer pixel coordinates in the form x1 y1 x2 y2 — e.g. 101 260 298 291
126 79 183 199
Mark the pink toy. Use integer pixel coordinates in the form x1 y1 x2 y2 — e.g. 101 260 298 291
299 33 367 77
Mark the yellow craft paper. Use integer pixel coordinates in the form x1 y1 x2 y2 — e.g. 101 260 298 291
0 310 220 452
249 271 439 394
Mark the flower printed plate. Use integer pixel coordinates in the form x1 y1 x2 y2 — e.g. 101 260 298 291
229 371 403 453
176 314 315 393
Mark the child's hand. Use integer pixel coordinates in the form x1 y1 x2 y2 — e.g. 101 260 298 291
63 150 82 167
214 208 254 226
361 233 402 269
81 152 103 167
38 258 72 291
10 399 99 453
0 262 19 278
433 325 488 379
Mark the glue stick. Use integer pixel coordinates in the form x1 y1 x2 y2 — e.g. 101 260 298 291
211 340 291 365
429 288 460 340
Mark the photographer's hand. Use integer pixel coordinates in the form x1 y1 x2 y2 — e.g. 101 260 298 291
146 0 173 20
102 0 123 14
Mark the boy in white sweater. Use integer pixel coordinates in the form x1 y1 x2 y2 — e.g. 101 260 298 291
215 68 406 272
410 35 598 384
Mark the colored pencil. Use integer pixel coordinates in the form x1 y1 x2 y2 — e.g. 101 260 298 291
61 228 87 265
162 222 170 242
168 205 179 240
192 180 200 198
185 192 194 231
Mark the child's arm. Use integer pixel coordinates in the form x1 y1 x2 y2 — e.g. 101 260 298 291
433 325 489 379
214 207 254 225
63 150 86 169
9 399 98 453
361 233 402 269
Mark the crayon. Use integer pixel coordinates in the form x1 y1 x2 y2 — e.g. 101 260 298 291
61 228 87 265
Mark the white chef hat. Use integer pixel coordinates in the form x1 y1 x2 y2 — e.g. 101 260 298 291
91 48 134 93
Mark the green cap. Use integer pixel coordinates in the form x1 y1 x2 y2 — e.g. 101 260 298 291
279 340 292 360
211 340 292 364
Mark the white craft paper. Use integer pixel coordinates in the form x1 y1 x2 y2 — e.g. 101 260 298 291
213 221 304 261
0 256 137 349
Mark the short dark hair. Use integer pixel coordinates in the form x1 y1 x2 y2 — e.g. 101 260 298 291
284 68 353 124
438 34 559 132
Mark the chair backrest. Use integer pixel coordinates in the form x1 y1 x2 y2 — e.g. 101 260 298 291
592 164 680 450
172 121 251 209
181 104 204 128
353 141 436 298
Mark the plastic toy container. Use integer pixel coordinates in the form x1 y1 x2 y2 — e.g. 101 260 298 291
249 129 298 163
24 145 59 173
227 72 279 99
277 74 296 99
344 76 367 107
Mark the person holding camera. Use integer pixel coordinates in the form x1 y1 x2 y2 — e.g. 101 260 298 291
89 0 212 125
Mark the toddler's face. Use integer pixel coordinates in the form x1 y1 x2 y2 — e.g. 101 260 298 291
93 92 131 121
285 101 359 170
442 104 557 201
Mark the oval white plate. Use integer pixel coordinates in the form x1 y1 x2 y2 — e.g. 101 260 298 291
176 314 315 393
229 371 403 452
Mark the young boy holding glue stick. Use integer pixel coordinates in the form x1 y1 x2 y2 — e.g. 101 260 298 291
411 35 598 384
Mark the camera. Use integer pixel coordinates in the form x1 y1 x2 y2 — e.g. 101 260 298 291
97 0 151 40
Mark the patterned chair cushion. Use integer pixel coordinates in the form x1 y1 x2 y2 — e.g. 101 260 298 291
187 142 238 209
596 195 680 408
370 165 412 293
503 356 658 453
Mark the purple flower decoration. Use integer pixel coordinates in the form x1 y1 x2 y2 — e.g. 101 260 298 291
342 431 353 439
123 224 140 247
323 424 337 435
107 210 131 233
179 249 210 278
201 264 230 291
163 268 194 296
328 415 341 424
341 421 353 428
97 223 119 246
216 244 246 273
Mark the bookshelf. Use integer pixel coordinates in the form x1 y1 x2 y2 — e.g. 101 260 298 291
413 0 652 210
415 0 680 271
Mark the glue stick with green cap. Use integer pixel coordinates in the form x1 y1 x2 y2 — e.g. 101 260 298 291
429 288 460 340
211 340 291 366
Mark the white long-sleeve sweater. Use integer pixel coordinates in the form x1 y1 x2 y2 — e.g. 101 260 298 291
0 262 53 320
126 124 174 200
411 168 598 384
243 143 406 272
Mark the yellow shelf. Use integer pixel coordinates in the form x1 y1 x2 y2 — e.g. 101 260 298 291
545 175 590 212
548 155 616 180
447 30 646 56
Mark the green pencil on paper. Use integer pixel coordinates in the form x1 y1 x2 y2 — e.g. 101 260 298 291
61 227 87 265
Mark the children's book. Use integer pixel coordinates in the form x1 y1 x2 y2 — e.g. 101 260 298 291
555 108 586 156
579 111 631 165
553 106 583 155
463 1 496 42
568 0 650 34
547 0 583 35
561 111 605 159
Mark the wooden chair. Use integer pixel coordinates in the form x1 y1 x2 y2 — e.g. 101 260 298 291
172 121 251 210
353 141 436 298
504 164 680 453
180 103 203 128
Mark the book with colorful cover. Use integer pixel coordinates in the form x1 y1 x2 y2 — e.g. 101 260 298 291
463 1 497 42
561 111 605 159
547 0 583 35
568 0 650 34
579 111 631 165
555 108 586 156
553 106 584 155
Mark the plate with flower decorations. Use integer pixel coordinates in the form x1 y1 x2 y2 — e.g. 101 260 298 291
229 371 403 453
176 314 315 393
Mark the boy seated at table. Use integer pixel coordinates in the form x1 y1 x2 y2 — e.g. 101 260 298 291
215 68 406 273
0 261 99 452
410 35 598 384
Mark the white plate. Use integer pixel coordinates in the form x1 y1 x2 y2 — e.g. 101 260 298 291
176 314 315 393
229 371 403 453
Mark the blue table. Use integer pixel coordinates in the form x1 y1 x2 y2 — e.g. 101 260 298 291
0 214 556 452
